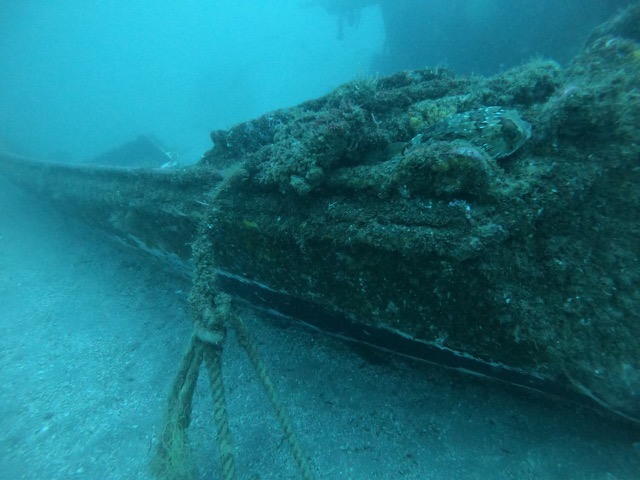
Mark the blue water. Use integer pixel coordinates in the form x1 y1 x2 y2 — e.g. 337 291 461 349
1 2 639 478
0 0 630 163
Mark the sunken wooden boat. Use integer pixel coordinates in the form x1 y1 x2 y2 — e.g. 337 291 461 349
2 5 640 424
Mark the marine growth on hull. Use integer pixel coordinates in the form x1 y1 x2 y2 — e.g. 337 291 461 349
1 2 638 464
200 4 640 424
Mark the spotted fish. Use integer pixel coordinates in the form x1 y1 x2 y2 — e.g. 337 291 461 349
413 107 532 159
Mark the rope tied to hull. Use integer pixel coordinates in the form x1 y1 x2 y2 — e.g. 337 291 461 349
153 291 316 480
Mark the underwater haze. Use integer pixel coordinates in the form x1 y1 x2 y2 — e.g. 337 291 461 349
0 0 631 164
0 1 384 163
2 1 640 479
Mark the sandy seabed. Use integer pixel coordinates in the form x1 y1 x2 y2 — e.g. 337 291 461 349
1 178 638 480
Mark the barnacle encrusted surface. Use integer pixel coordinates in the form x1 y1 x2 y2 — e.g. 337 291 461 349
198 11 640 420
3 4 639 423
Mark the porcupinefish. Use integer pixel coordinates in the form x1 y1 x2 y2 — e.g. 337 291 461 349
412 106 532 159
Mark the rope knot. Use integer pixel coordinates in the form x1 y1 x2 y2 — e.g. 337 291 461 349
194 324 225 346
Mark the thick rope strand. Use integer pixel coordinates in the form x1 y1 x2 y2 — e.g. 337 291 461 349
231 312 317 480
154 336 203 480
204 346 237 480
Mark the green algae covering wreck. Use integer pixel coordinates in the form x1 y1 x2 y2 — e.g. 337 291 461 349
2 4 640 424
